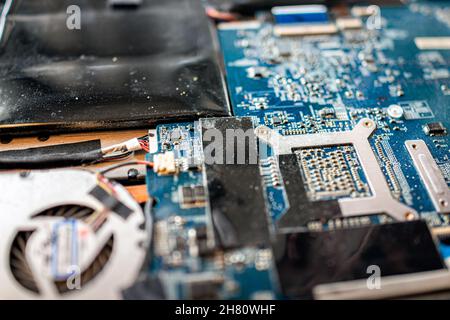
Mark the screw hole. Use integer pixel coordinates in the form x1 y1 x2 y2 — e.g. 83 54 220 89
405 212 415 220
37 135 49 142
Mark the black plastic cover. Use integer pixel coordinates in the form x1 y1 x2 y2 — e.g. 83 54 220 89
0 0 229 135
273 220 446 299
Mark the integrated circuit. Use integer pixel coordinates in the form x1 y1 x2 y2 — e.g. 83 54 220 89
178 185 207 208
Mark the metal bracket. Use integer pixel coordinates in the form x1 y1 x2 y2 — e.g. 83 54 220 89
405 140 450 214
255 118 417 221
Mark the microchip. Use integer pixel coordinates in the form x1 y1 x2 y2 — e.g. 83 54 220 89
169 129 183 142
318 107 335 119
185 276 224 299
423 122 447 136
180 186 194 204
272 116 283 125
179 185 206 208
267 112 288 126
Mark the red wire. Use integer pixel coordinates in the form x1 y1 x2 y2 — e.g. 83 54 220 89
139 140 150 152
136 160 154 167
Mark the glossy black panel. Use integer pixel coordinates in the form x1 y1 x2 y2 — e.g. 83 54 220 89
273 221 446 299
0 0 229 135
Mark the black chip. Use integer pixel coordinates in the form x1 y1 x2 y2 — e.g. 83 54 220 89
194 186 206 201
272 220 446 299
186 277 224 299
423 122 447 136
194 225 212 256
272 116 282 125
181 186 195 205
319 107 335 118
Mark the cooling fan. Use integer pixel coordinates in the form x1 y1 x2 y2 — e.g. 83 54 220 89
0 169 148 299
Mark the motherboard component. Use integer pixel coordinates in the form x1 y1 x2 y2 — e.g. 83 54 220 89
184 274 224 299
201 117 270 248
273 220 446 299
153 151 177 175
406 140 450 214
256 118 418 221
335 17 363 30
423 122 447 136
414 37 450 50
271 4 335 37
277 153 342 230
179 185 207 208
274 22 338 37
261 156 282 187
144 0 450 300
318 108 336 119
297 146 370 201
271 5 328 24
386 104 404 119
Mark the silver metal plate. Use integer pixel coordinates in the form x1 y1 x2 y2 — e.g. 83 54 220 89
405 140 450 214
313 269 450 300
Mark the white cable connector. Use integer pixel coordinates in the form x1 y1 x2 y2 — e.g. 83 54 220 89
124 138 142 152
153 151 177 175
102 137 143 155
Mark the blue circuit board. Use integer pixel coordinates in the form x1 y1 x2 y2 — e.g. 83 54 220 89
147 1 450 299
218 1 450 225
147 123 277 299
